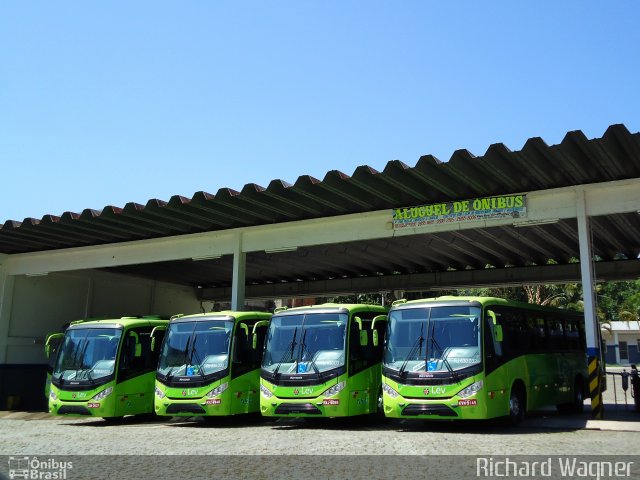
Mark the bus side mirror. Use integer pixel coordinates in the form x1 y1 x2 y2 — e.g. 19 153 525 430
45 333 64 359
251 321 269 350
360 330 368 347
487 310 503 342
494 325 503 343
371 315 387 347
150 326 166 352
129 332 142 357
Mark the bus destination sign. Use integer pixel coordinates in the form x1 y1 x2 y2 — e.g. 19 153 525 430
392 194 527 230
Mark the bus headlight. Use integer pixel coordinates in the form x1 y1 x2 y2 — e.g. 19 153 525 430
321 381 345 397
49 390 57 401
457 381 483 399
93 387 113 401
382 383 399 398
154 386 166 399
207 383 228 398
260 384 273 398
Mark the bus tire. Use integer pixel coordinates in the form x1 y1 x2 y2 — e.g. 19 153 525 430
557 377 584 414
508 383 526 425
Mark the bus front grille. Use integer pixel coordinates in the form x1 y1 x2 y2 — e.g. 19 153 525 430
166 403 206 414
58 406 91 416
402 404 458 417
275 403 322 415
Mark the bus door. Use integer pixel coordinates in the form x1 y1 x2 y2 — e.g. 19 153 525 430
115 327 155 416
230 322 260 414
348 316 375 415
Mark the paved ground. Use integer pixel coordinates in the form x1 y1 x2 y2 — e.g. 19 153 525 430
1 402 639 457
0 372 638 479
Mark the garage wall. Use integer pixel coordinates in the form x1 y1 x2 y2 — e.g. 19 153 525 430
4 269 200 364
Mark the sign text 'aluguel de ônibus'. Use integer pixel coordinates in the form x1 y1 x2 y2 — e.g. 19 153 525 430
392 194 527 229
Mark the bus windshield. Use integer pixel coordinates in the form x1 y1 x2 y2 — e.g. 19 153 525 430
53 328 122 384
384 306 481 374
262 313 347 375
157 320 234 378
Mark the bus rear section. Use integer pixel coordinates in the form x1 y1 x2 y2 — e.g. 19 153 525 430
48 317 168 420
154 311 271 417
259 304 387 418
382 297 587 422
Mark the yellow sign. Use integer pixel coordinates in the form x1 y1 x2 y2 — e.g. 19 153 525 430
392 194 526 229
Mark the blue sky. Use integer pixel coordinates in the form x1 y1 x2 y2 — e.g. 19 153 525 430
1 1 638 222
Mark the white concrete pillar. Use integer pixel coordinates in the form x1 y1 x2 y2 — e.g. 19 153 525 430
231 234 246 311
576 188 603 418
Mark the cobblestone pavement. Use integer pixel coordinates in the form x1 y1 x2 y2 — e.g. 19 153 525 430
0 408 638 457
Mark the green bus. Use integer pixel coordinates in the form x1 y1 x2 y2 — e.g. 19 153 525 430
381 296 587 423
154 311 271 417
260 303 388 418
48 316 169 421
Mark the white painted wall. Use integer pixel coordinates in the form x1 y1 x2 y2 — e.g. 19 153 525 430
3 269 200 364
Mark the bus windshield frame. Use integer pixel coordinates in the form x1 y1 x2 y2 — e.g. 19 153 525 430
157 319 235 385
384 305 482 378
52 326 123 389
261 312 348 381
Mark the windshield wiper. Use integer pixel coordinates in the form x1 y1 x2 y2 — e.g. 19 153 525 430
428 323 459 383
273 327 298 378
166 335 191 382
73 336 90 381
187 333 206 378
398 322 424 378
298 329 320 375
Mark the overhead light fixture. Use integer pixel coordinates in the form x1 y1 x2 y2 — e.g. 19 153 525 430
513 218 559 228
25 272 49 277
265 246 298 254
191 254 222 261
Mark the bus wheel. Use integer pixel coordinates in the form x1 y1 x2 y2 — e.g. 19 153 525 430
376 387 384 415
508 384 526 425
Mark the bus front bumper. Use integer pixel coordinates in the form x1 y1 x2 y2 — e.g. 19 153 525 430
49 394 116 418
154 396 232 417
383 391 489 420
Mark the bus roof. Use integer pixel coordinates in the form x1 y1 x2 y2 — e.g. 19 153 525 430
66 315 170 330
393 296 582 315
168 311 271 324
272 303 387 316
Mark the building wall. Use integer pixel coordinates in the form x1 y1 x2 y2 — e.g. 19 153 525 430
4 269 201 365
602 332 640 365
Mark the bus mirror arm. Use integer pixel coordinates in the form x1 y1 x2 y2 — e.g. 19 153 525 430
371 315 387 347
150 326 167 352
251 321 269 349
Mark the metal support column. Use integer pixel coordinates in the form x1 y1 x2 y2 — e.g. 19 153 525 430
0 255 15 363
231 234 246 311
576 188 603 419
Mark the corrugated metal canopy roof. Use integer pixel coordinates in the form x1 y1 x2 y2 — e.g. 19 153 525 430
2 124 639 294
